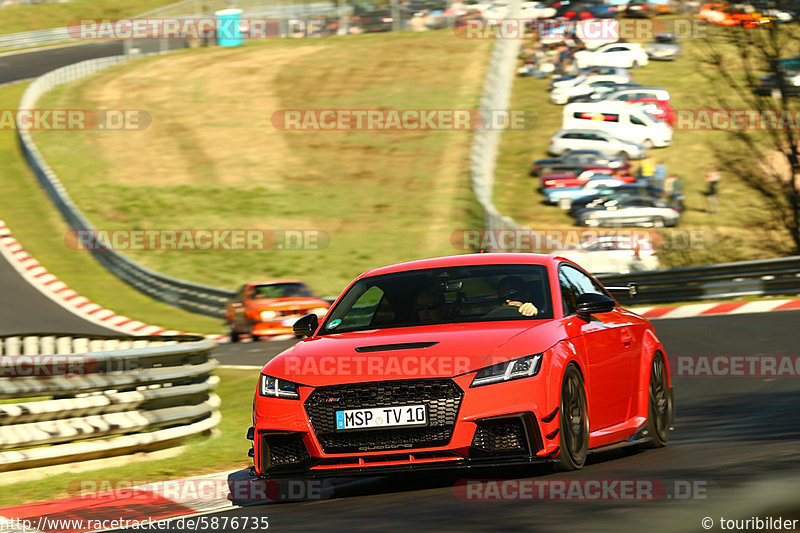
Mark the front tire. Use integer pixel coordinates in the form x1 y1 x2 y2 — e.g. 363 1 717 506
642 352 670 448
555 364 589 471
229 326 240 343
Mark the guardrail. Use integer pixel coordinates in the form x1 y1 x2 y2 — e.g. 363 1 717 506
0 334 219 472
18 53 237 317
469 0 523 232
597 256 800 305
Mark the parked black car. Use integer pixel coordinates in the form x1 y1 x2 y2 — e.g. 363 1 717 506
354 8 395 32
531 149 629 176
754 70 800 97
568 184 681 217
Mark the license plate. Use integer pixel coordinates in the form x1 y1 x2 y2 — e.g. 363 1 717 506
335 405 427 430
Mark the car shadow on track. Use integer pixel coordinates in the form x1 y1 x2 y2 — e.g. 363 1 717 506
226 445 648 507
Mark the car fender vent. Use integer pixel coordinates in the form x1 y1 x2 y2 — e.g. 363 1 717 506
355 341 439 353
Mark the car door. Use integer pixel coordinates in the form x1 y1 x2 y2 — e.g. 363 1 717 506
559 263 637 430
602 46 628 67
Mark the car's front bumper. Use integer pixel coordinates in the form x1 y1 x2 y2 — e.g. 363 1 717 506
249 374 561 478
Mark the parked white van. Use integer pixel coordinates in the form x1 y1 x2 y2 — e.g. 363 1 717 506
562 102 672 149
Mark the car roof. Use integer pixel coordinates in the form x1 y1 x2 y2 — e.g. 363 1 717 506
606 86 668 93
555 128 615 135
247 279 305 287
564 101 649 111
359 253 561 278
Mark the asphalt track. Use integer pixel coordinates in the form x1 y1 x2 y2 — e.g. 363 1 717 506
175 310 800 533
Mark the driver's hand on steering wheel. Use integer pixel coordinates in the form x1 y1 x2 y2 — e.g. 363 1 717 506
505 299 538 316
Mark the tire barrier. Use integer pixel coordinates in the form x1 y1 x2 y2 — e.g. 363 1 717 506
0 334 219 472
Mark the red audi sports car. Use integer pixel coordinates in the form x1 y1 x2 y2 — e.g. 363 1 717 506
248 253 673 477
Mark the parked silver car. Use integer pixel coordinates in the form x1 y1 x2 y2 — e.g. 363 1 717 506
645 33 680 61
549 129 647 159
575 197 680 227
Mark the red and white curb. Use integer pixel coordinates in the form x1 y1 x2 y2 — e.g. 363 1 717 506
0 470 236 533
0 220 226 342
0 469 372 533
631 298 800 320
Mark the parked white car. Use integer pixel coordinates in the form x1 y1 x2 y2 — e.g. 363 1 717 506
562 102 673 148
549 129 647 159
520 1 556 19
574 42 649 69
559 234 659 274
599 86 671 104
550 77 631 105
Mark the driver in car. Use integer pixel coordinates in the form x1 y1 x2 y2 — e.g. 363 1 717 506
415 289 447 324
495 276 539 317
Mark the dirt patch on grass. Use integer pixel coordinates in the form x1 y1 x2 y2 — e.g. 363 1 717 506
79 45 322 189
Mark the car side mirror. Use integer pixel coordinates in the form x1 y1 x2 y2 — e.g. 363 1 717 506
293 314 319 338
576 293 616 320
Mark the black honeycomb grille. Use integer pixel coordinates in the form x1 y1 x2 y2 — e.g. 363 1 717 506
262 433 310 467
304 379 463 453
471 418 529 455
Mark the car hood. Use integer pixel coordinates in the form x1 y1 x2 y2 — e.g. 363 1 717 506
262 321 562 386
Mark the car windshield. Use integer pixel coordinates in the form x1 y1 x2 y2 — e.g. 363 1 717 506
253 283 313 299
320 264 553 334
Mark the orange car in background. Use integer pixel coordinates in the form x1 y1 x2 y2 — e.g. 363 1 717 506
698 3 727 23
225 280 330 341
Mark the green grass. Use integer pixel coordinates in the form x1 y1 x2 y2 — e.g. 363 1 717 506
0 368 256 507
31 31 490 298
0 82 221 334
494 33 796 267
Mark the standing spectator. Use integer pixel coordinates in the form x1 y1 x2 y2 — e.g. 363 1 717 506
654 163 667 189
639 156 655 184
664 175 683 210
705 167 721 214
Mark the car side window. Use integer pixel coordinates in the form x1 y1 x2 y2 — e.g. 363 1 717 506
339 285 386 329
630 114 646 126
559 264 609 316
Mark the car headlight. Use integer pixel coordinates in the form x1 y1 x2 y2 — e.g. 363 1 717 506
259 374 300 399
310 307 328 317
260 310 278 320
470 354 542 387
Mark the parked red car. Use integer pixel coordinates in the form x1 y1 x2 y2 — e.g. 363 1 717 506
248 253 673 477
629 97 676 126
542 168 637 188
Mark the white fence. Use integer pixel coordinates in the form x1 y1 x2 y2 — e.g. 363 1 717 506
469 0 523 232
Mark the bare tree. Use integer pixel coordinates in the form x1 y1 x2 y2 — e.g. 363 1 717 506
699 14 800 253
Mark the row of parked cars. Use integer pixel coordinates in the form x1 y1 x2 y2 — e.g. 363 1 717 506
525 32 684 272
